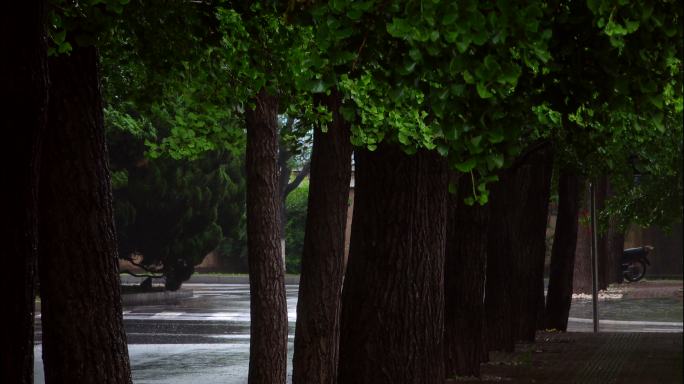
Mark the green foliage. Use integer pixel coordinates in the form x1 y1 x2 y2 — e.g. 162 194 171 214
284 181 309 274
287 0 556 204
47 0 131 55
534 0 683 229
99 0 245 161
600 109 683 231
92 0 681 250
217 3 313 106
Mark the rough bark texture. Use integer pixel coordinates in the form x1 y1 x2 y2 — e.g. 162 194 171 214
484 173 516 353
0 3 48 383
444 174 490 377
338 146 447 384
604 223 625 284
509 147 553 342
39 47 132 384
292 91 352 384
245 89 288 384
545 170 581 331
572 192 593 294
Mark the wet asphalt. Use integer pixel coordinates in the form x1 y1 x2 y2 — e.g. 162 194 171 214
33 283 682 383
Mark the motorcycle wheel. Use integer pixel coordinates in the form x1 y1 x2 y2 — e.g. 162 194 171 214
623 260 647 282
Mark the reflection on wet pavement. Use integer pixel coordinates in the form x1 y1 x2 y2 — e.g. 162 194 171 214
570 297 683 323
33 282 682 383
34 284 299 384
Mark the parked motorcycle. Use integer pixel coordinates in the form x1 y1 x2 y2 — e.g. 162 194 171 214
621 246 654 282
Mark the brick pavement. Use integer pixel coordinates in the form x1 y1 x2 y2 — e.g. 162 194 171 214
447 332 683 383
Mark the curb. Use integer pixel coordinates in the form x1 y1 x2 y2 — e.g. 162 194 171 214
122 289 193 306
120 274 301 285
35 289 194 312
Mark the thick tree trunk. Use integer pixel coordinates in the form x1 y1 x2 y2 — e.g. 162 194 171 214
292 91 352 384
545 170 581 331
0 3 48 383
484 173 515 353
338 146 447 384
245 89 288 384
509 147 554 342
39 47 132 384
444 174 490 377
480 316 489 363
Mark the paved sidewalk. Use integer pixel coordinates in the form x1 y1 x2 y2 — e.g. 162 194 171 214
448 332 683 383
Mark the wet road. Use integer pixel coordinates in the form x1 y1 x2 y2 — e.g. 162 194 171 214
34 284 299 384
33 283 682 383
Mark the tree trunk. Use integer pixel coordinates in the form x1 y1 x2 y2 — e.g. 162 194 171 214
0 3 48 383
545 170 581 331
604 181 625 285
484 172 515 353
444 174 490 377
573 179 613 293
338 146 447 384
292 91 352 384
572 181 593 293
39 47 132 384
595 176 609 291
509 147 554 342
245 89 288 384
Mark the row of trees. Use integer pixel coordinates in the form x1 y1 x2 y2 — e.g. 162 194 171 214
3 1 681 384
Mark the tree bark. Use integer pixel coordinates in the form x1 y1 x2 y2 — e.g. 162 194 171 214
545 170 581 331
509 147 553 342
39 47 132 384
245 89 288 384
484 172 515 353
338 146 447 384
292 91 352 384
604 181 625 285
572 189 593 294
444 174 490 377
0 3 48 383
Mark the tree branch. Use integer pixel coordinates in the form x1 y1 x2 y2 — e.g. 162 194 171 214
283 161 311 198
510 140 552 171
